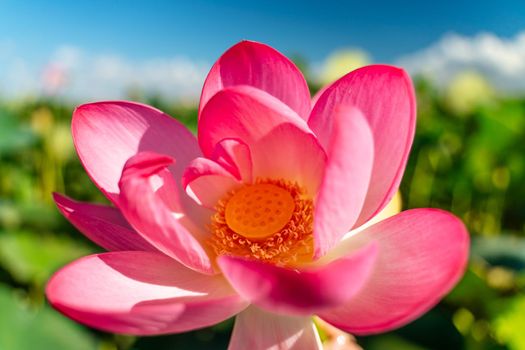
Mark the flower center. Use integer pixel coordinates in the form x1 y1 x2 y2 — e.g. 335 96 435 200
209 179 314 266
224 183 295 240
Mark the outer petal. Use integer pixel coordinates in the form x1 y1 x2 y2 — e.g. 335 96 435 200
317 209 469 335
182 157 241 208
46 251 248 335
72 101 200 204
313 106 374 258
199 86 326 195
199 40 311 120
218 242 378 315
53 193 155 252
228 306 322 350
308 65 416 226
118 152 214 275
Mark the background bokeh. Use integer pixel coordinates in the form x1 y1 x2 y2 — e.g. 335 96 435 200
1 1 525 349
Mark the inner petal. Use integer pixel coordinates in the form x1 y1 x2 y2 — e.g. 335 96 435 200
209 179 314 267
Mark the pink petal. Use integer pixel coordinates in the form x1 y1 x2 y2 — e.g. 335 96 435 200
46 251 248 335
182 157 241 209
313 106 374 258
308 65 416 226
211 138 253 183
218 242 378 315
72 101 201 204
253 123 326 196
199 85 307 155
317 209 469 335
53 193 155 252
228 306 322 350
118 152 214 275
199 86 326 195
199 40 311 120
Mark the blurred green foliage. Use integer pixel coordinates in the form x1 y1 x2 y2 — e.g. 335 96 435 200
0 70 524 350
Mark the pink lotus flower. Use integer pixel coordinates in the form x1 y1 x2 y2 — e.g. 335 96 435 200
47 41 469 349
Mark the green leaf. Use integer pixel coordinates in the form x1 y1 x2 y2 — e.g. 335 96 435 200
361 334 426 350
0 285 96 350
0 111 36 154
492 295 525 350
472 235 525 271
0 230 93 286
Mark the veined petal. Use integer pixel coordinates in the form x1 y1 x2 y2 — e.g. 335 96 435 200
309 65 416 226
218 242 378 315
53 193 155 252
118 152 214 275
200 40 311 120
313 106 374 258
317 209 469 335
211 138 253 183
228 306 322 350
72 101 201 204
199 86 326 195
182 157 241 209
46 251 248 335
199 86 308 155
253 123 326 196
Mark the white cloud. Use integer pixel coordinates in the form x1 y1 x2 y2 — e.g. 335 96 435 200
397 31 525 93
0 40 39 98
0 44 211 102
4 32 525 101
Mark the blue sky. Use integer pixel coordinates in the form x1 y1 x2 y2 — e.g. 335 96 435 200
2 0 525 100
2 0 525 62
